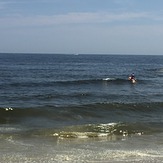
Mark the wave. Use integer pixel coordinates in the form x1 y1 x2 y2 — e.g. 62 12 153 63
1 77 145 89
1 102 163 116
53 121 163 142
1 122 162 141
1 102 163 141
0 102 163 125
52 122 157 140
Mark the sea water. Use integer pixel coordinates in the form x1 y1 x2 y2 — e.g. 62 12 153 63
0 53 163 162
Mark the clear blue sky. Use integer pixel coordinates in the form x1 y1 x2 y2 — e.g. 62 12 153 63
0 0 163 54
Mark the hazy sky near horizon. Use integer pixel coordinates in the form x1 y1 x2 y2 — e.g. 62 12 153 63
0 0 163 54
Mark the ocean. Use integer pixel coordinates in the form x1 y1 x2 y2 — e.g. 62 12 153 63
0 53 163 163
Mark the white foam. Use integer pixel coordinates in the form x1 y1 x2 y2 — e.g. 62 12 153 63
0 127 20 133
1 133 163 163
4 107 14 111
103 78 115 81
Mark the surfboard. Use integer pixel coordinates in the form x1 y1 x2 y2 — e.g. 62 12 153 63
128 77 136 83
131 79 136 83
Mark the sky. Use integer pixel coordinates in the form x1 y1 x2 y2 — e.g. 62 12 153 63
0 0 163 55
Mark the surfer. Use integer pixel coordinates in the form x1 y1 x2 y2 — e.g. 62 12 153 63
130 73 135 80
128 73 136 83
